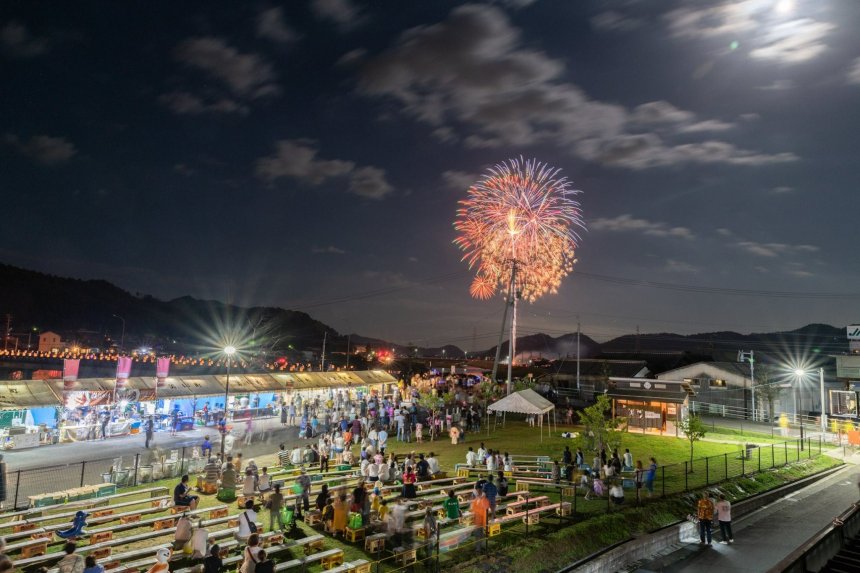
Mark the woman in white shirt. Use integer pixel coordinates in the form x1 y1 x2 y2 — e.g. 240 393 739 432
236 500 258 541
257 468 271 495
503 454 513 472
240 533 262 573
241 469 256 497
486 453 497 472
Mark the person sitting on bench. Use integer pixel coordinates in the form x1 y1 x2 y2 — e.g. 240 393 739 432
174 474 199 510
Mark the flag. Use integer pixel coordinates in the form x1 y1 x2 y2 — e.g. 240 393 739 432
115 356 132 390
156 357 170 388
63 359 80 391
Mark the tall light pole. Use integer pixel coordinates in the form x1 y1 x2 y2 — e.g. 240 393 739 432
112 314 125 354
220 345 236 458
819 368 827 434
793 369 805 451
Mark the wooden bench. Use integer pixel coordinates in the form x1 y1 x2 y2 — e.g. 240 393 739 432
89 531 113 544
320 549 345 569
392 545 418 566
364 533 386 553
344 526 365 542
173 533 325 573
504 496 549 515
14 513 241 569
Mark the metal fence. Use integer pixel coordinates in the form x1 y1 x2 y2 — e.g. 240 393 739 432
2 446 207 510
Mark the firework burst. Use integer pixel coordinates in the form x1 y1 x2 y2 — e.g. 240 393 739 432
454 157 585 303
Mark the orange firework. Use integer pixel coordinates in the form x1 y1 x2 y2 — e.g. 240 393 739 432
469 276 496 300
453 157 585 302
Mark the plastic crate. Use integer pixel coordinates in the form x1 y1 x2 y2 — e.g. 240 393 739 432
96 484 117 497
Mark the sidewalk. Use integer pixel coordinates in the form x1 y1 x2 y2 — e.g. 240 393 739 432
2 416 300 471
630 461 860 573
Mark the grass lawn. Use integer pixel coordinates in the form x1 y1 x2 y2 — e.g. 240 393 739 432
20 420 837 572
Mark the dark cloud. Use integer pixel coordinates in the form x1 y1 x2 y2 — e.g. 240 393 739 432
4 133 77 164
257 7 298 43
1 21 48 58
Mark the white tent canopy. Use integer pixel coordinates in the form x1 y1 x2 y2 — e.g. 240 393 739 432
487 388 556 441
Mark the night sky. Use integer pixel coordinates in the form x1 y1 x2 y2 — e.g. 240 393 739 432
3 0 860 349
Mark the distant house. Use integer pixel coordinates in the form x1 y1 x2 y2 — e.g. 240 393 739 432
656 361 837 422
543 359 649 401
38 331 63 353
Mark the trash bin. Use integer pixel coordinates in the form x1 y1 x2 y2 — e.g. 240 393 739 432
745 444 754 460
138 465 153 483
113 469 129 486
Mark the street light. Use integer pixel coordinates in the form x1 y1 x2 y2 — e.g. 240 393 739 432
112 315 125 354
220 345 236 458
794 367 827 437
793 368 806 451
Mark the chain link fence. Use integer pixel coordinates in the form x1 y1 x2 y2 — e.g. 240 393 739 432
1 446 209 509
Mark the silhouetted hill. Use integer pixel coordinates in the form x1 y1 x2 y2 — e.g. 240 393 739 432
477 332 601 361
0 263 339 353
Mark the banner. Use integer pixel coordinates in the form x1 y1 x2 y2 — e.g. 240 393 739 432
115 356 132 390
156 357 170 388
63 359 80 391
65 390 113 409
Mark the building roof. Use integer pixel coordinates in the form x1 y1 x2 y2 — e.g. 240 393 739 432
487 389 555 415
549 359 649 378
657 361 751 380
0 370 396 409
606 377 694 404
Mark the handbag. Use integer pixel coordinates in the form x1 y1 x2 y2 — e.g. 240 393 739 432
243 511 258 534
348 511 363 529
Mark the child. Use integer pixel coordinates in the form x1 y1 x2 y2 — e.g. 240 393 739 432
415 422 423 444
378 498 389 521
83 556 105 573
255 549 274 573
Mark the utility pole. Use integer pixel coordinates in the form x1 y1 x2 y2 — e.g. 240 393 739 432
635 325 640 354
576 316 581 390
3 314 11 351
738 350 756 421
345 334 351 370
320 332 327 371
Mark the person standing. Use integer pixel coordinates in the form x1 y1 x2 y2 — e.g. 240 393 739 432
244 416 254 446
144 417 154 449
482 475 498 516
470 490 490 554
294 469 311 520
634 460 645 504
267 484 285 531
715 494 733 544
697 492 715 546
319 440 330 473
645 457 657 497
99 409 110 440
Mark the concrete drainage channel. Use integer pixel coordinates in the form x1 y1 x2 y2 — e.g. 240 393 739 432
557 464 846 573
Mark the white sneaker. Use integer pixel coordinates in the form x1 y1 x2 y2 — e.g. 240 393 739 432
719 541 728 544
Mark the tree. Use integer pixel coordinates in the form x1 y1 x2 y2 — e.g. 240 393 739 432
679 414 707 469
576 394 624 454
755 366 783 423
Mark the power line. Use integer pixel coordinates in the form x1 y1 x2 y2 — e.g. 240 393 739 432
576 272 860 300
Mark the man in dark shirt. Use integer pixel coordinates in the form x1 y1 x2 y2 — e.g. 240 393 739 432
482 475 498 514
415 454 430 480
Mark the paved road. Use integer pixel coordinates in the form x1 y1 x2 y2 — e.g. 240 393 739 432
633 462 860 572
2 417 300 471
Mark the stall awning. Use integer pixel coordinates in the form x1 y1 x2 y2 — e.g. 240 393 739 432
0 370 397 409
487 388 555 415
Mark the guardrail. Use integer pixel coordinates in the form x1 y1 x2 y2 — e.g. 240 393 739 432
768 501 860 572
